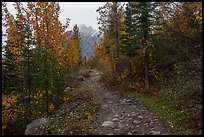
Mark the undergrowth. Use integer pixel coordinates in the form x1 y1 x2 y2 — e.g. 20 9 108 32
35 84 99 135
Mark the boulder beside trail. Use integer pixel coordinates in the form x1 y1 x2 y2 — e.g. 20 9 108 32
25 118 48 135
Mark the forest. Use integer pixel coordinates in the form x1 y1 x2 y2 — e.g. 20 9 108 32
2 2 202 135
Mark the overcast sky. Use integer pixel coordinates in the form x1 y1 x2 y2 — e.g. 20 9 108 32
3 2 107 32
59 2 106 31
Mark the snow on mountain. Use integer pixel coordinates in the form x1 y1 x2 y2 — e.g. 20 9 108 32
78 24 101 59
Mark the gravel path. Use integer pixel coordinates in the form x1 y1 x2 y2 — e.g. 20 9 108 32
85 70 170 135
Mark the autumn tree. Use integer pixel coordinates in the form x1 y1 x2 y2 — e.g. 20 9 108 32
2 2 85 134
3 2 71 117
96 2 124 74
29 2 69 114
64 26 81 70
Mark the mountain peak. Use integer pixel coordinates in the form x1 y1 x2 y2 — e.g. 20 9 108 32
78 24 101 59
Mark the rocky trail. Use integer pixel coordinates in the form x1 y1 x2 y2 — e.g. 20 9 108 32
83 70 170 135
25 69 170 135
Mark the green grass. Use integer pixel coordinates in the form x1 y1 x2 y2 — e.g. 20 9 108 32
120 90 199 135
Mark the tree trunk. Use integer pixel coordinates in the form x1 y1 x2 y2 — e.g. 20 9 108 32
27 47 32 118
129 56 132 80
144 51 149 89
185 38 188 58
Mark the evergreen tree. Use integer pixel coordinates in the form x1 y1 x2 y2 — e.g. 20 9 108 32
73 24 82 66
2 2 27 94
122 2 159 88
120 2 140 79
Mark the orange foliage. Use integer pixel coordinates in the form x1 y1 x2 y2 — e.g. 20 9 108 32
2 94 25 130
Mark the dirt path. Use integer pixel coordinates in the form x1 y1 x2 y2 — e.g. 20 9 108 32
84 70 170 135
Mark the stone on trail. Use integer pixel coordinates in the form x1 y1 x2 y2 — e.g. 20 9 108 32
114 113 120 118
150 121 155 125
108 100 113 104
138 115 144 119
119 115 125 120
112 118 118 122
118 123 125 129
101 104 109 109
25 118 48 135
95 72 99 75
133 120 142 125
114 128 120 132
102 121 115 128
126 99 131 103
131 112 136 117
148 130 161 135
77 76 85 81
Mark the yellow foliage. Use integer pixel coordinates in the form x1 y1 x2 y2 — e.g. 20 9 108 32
63 96 69 101
2 94 23 130
193 2 202 30
173 63 181 75
48 103 55 111
2 125 7 130
117 68 129 82
65 39 80 68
